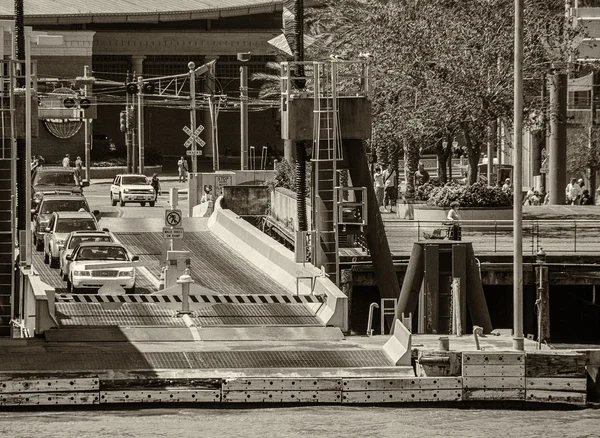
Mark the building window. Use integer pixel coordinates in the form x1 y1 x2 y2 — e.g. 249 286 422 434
92 56 131 82
568 90 591 109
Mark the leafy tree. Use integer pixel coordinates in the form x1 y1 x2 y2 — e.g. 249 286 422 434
311 0 582 186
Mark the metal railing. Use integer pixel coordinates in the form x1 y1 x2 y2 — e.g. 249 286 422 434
383 219 600 255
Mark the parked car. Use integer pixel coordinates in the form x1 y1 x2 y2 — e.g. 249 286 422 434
32 166 89 205
66 242 138 293
31 194 97 251
110 174 156 207
59 230 115 280
43 211 100 268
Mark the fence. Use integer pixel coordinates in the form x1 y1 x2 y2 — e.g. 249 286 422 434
383 219 600 255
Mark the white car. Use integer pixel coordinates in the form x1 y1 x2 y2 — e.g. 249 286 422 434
59 230 115 280
43 211 100 268
110 174 156 207
66 242 138 293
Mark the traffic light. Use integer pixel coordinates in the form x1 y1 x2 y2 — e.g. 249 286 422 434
63 98 76 108
79 98 91 109
126 82 139 94
142 82 155 94
126 109 134 130
119 110 127 132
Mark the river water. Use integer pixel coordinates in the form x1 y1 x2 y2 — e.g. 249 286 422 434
1 406 599 438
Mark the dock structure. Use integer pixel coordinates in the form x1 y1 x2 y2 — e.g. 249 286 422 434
8 200 599 408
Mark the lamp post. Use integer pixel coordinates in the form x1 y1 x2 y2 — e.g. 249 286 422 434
513 0 525 351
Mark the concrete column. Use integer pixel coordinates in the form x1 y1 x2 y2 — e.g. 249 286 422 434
131 55 146 76
548 71 568 205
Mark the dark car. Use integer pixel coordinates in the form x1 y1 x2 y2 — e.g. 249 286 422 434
31 194 96 251
31 166 89 205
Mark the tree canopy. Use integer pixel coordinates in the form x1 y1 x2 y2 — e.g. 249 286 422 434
309 0 582 190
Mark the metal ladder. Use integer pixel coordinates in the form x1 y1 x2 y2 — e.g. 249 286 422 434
312 61 343 285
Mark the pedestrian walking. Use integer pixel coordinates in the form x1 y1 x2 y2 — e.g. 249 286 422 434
74 156 83 182
62 154 71 167
177 156 188 182
373 166 384 209
150 173 161 203
382 164 396 213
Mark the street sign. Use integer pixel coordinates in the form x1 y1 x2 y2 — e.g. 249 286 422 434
163 227 184 239
186 150 203 156
165 209 182 227
183 125 205 148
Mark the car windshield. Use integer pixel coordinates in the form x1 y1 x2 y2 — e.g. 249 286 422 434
34 172 77 186
41 200 89 215
55 219 96 233
121 176 148 185
76 246 128 261
68 235 112 249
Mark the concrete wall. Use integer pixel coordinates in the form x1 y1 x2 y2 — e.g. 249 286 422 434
208 197 348 331
84 165 162 180
270 187 313 233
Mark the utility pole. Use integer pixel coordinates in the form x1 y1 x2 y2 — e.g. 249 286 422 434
137 75 144 174
188 62 197 173
238 52 250 170
208 95 220 171
83 65 92 183
513 0 524 351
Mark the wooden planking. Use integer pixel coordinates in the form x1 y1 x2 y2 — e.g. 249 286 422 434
463 377 525 389
526 389 586 405
0 391 99 406
0 377 99 393
100 389 221 404
343 377 462 391
223 378 342 391
222 390 342 403
100 378 221 391
417 351 462 377
463 352 525 365
526 377 586 392
525 352 587 378
342 389 462 404
463 388 525 401
462 364 525 377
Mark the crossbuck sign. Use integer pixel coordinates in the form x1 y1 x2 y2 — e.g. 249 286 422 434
183 125 205 149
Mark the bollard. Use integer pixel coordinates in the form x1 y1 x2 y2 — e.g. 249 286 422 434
473 325 484 351
438 336 450 351
176 268 194 314
367 302 379 336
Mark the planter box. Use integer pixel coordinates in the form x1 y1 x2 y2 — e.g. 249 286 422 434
84 165 162 180
413 205 513 231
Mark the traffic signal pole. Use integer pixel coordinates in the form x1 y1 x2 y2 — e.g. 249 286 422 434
137 75 145 174
83 65 91 183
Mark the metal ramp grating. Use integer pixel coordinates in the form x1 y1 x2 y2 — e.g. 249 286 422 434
186 350 393 369
191 316 322 326
192 303 317 318
58 316 187 327
55 303 175 318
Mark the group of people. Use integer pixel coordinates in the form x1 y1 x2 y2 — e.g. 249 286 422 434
373 162 431 214
565 178 593 205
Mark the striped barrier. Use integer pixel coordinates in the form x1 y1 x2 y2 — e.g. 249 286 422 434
54 293 325 305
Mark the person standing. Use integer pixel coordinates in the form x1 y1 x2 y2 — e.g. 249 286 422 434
566 178 581 205
74 156 83 182
373 166 384 210
414 162 430 189
62 154 71 167
446 201 461 241
150 173 161 203
382 163 396 213
502 178 512 195
177 156 188 182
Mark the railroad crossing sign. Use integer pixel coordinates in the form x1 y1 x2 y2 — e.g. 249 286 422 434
183 125 205 149
165 209 182 227
186 150 203 156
